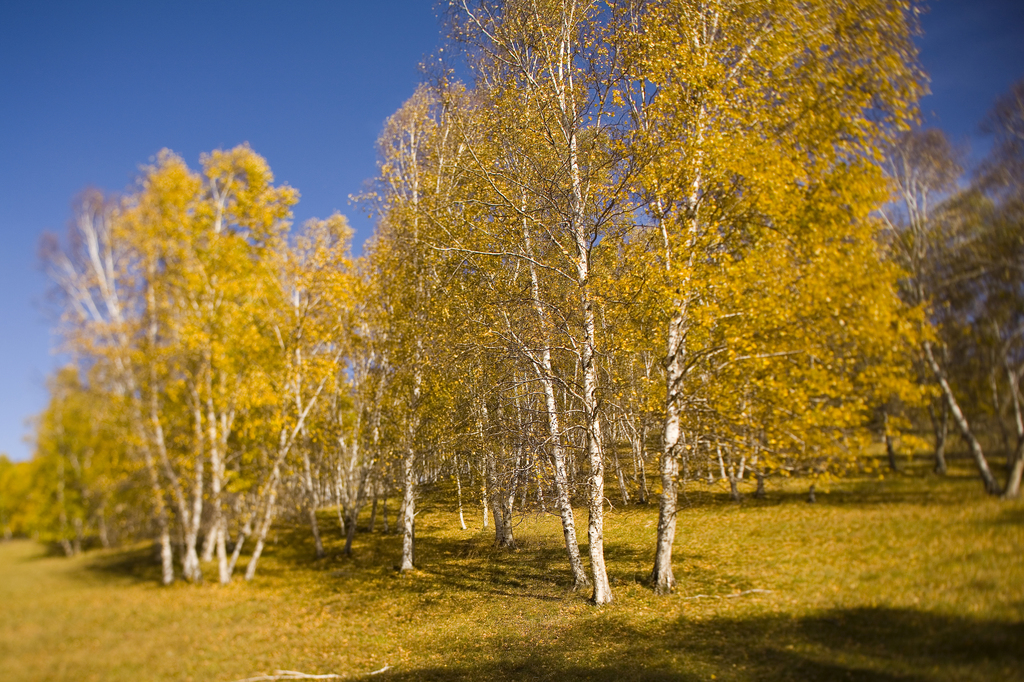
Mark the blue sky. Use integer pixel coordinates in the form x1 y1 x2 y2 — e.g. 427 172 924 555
0 1 1022 462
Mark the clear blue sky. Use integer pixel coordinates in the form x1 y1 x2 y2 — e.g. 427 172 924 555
1 1 1022 462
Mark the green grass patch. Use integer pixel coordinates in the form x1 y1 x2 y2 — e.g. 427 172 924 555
1 461 1022 681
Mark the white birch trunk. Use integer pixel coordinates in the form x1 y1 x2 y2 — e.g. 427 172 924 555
245 370 330 580
301 448 324 559
523 221 588 589
561 41 612 600
335 464 347 536
399 444 416 571
226 509 253 580
652 308 685 594
179 392 205 583
454 453 467 530
611 422 630 505
209 385 232 583
1002 359 1024 499
629 419 650 504
245 461 281 582
138 428 174 584
924 341 1000 494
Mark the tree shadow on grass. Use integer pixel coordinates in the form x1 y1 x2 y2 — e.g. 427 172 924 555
75 507 383 585
21 537 107 561
988 506 1024 527
65 502 1023 682
374 607 1023 682
687 471 996 511
669 455 1009 511
80 543 165 583
24 541 76 559
336 524 579 599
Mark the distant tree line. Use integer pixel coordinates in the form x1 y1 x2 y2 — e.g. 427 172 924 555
1 1 1020 603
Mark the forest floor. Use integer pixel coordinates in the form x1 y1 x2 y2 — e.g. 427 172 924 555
1 457 1022 682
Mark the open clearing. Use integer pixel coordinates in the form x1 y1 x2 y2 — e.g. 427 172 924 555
2 462 1022 682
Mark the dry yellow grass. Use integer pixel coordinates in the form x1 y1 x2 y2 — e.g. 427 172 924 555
1 461 1022 681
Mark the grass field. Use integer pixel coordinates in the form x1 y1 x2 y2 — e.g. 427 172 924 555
2 460 1022 681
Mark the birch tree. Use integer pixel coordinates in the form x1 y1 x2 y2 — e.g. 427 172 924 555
447 0 637 603
621 0 925 593
365 85 456 571
243 215 352 580
43 187 178 584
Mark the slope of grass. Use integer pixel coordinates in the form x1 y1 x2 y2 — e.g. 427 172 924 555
1 461 1022 681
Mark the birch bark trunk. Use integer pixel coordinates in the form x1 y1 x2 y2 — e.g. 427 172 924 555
145 271 193 583
924 341 1000 494
1002 360 1024 499
244 366 332 580
399 442 416 571
523 222 588 589
301 448 324 558
611 422 630 505
399 360 422 570
454 453 467 530
342 437 371 556
152 378 199 582
652 308 685 594
180 388 205 583
137 426 173 584
480 452 489 529
245 461 281 581
96 504 110 549
208 383 233 583
652 80 705 592
525 0 611 600
226 508 253 579
630 420 650 504
575 190 612 605
335 464 347 536
488 451 503 544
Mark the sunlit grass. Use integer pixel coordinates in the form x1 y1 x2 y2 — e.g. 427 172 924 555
1 457 1021 681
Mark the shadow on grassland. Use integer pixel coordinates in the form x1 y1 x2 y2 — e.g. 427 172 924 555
989 506 1024 527
75 507 372 585
374 607 1024 682
81 542 167 583
676 461 1003 511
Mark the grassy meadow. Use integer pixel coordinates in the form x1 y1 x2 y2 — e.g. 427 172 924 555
2 458 1022 682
